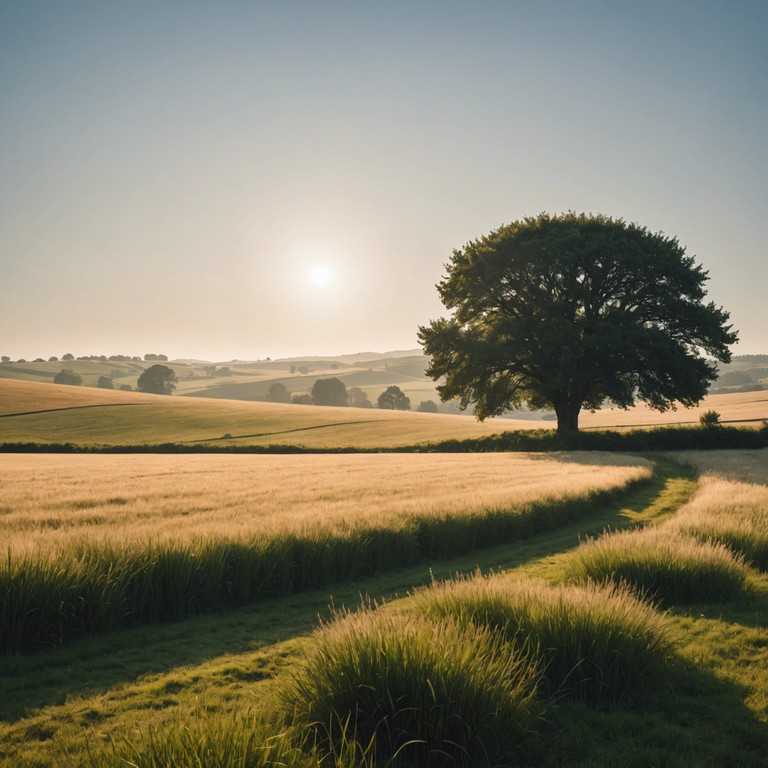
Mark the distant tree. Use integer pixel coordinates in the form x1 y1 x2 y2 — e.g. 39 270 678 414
97 376 114 389
119 384 133 391
348 386 373 408
291 394 313 405
203 365 217 377
311 377 349 406
110 369 123 378
289 365 296 374
144 353 168 362
419 212 737 433
417 400 439 413
137 364 177 395
377 386 411 410
33 358 45 363
53 369 82 386
48 356 59 362
62 353 74 361
217 366 233 377
1 356 9 363
268 382 291 403
17 359 27 363
297 366 309 375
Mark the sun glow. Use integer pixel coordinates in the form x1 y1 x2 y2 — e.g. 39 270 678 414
310 265 333 287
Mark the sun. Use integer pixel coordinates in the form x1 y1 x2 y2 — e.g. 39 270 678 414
309 265 332 287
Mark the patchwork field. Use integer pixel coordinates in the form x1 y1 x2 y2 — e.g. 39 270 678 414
1 379 767 451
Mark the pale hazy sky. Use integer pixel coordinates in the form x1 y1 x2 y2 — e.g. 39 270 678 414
2 1 766 361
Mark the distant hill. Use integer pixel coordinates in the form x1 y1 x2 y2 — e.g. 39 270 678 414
2 349 765 416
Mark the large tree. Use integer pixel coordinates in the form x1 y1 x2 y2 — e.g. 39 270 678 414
137 364 177 395
418 212 737 434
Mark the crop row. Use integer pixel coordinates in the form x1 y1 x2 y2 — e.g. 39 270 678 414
1 478 647 653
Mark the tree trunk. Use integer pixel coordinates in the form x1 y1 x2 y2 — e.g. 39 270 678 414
554 400 581 434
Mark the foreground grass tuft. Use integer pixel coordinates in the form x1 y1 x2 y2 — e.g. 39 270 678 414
83 713 380 768
566 528 750 604
412 574 673 703
278 610 541 767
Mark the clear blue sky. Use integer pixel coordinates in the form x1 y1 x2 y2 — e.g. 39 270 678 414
1 1 765 361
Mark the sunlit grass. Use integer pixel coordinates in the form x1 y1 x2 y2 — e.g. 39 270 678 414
565 528 750 603
663 477 768 570
412 573 673 703
0 453 651 652
0 453 651 554
2 454 767 768
85 713 381 768
278 610 540 767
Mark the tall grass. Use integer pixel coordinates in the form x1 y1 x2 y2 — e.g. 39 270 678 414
660 459 768 569
1 453 650 555
412 574 673 703
84 714 381 768
1 456 651 653
279 610 540 767
565 528 750 604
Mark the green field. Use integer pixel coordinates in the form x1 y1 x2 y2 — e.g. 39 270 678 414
0 379 518 448
1 450 766 766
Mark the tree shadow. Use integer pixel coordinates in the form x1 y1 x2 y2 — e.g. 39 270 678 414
548 655 768 767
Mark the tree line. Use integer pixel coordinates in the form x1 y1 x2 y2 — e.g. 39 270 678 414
269 378 439 413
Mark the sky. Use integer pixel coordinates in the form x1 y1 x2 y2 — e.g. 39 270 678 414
1 0 766 362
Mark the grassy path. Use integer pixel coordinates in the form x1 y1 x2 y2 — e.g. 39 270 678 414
1 454 701 766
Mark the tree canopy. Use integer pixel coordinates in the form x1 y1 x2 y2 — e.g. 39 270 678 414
377 385 411 411
137 364 177 395
268 382 291 403
311 377 348 406
348 386 373 408
418 212 737 433
53 368 82 386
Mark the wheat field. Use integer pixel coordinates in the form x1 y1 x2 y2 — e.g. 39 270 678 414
0 452 650 557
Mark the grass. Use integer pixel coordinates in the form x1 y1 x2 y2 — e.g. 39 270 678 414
2 379 767 452
0 387 515 449
565 527 750 603
0 453 651 652
278 610 540 767
662 450 768 569
411 574 673 703
2 453 767 768
83 713 382 768
663 477 768 569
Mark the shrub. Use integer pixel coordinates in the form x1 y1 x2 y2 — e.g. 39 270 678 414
566 528 749 603
413 575 672 703
699 410 721 428
279 610 540 767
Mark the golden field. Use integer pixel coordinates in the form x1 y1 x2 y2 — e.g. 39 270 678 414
0 452 650 557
